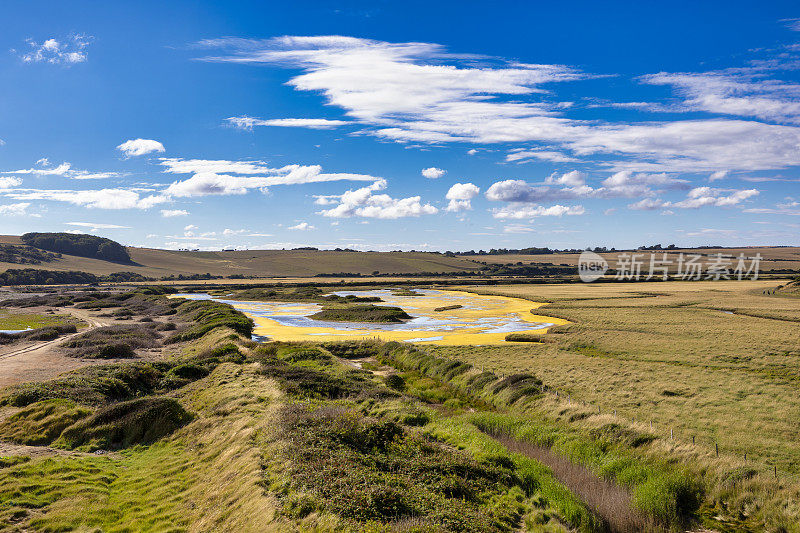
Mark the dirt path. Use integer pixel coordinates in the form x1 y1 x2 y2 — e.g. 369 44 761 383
0 308 114 388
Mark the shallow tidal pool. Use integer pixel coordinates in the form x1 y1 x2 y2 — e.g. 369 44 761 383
175 289 568 345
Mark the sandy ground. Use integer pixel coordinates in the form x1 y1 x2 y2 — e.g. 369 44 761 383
0 307 163 388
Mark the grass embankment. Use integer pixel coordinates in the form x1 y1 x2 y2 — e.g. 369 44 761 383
310 304 412 323
434 304 462 312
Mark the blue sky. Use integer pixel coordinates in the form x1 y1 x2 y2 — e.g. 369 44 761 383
1 1 799 251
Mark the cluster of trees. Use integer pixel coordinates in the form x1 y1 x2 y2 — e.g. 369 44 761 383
0 269 154 285
21 233 132 263
0 244 60 265
0 269 100 285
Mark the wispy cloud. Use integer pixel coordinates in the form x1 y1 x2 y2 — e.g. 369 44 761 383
226 116 349 129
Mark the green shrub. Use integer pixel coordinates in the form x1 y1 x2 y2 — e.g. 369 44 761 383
384 374 406 391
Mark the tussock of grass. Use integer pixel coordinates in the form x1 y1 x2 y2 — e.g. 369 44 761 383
0 399 92 445
434 304 463 312
55 397 192 451
504 332 544 342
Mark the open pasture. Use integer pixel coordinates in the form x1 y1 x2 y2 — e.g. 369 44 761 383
441 280 800 474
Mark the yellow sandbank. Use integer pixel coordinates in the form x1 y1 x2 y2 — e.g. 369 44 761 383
225 289 569 345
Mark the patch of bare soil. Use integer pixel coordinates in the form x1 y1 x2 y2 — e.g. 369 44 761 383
0 306 164 388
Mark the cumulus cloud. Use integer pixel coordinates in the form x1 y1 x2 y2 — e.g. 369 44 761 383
0 202 31 216
491 204 585 219
317 182 438 219
445 182 480 211
544 170 586 187
226 116 349 129
117 139 166 157
15 34 91 65
161 209 189 217
288 222 315 230
0 177 22 189
196 35 800 172
421 167 446 179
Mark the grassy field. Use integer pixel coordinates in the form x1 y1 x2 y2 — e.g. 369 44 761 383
0 235 483 277
0 311 77 331
438 280 800 476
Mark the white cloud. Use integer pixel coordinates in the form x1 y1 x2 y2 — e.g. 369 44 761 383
184 224 198 231
0 177 22 189
318 183 438 219
16 34 91 65
673 186 759 208
506 149 579 163
544 170 586 187
445 182 480 211
226 116 349 129
3 161 123 180
640 71 800 124
628 187 759 210
0 202 30 216
467 149 478 155
117 139 166 157
197 35 800 172
421 167 446 179
491 204 585 219
288 222 315 230
3 188 168 210
65 222 129 229
161 209 189 217
709 170 728 182
162 160 383 197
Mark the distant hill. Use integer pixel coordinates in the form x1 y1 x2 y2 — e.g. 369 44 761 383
21 233 132 264
0 236 483 278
